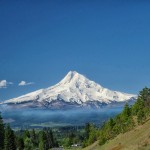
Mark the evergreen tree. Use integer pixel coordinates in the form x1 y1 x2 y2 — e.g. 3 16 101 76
108 118 115 129
39 130 48 150
99 132 106 146
44 128 54 148
122 103 131 120
85 123 91 139
39 140 45 150
121 103 134 132
4 124 16 150
139 87 150 102
30 129 37 147
24 137 34 150
88 126 97 144
17 137 24 150
23 130 30 140
106 118 115 138
113 114 122 134
137 109 145 124
0 112 4 150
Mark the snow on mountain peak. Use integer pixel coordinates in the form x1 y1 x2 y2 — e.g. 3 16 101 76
2 71 137 107
59 71 81 84
59 71 100 87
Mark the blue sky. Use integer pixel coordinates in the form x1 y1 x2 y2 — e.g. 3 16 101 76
0 0 150 101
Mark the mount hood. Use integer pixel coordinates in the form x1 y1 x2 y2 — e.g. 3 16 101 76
1 71 137 109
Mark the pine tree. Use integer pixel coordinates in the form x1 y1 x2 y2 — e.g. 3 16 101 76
137 109 145 124
30 129 37 147
39 130 48 150
107 118 115 138
139 87 150 102
44 128 54 148
0 112 4 150
88 126 97 144
122 103 131 120
85 123 91 139
23 130 30 140
39 140 44 150
108 118 115 130
17 137 24 150
4 124 16 150
24 137 34 150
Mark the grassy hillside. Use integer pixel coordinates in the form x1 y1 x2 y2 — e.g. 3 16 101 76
83 118 150 150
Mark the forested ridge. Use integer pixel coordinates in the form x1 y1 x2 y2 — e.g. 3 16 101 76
83 87 150 148
0 121 58 150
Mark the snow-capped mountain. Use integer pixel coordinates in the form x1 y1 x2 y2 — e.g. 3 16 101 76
1 71 137 109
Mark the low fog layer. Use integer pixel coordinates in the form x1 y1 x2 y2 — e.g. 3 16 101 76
1 107 123 128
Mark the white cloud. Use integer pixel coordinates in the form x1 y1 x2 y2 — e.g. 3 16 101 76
18 81 34 86
0 80 13 88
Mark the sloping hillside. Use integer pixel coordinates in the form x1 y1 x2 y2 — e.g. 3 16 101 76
83 118 150 150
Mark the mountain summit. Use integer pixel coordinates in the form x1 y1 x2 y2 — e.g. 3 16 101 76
1 71 137 109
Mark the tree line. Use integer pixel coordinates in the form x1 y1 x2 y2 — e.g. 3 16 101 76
0 117 58 150
82 87 150 147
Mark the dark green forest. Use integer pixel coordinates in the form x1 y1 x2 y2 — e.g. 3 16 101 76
82 87 150 147
0 87 150 150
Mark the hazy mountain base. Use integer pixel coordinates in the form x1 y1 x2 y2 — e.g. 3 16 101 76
0 98 135 110
1 107 123 128
83 118 150 150
0 100 135 129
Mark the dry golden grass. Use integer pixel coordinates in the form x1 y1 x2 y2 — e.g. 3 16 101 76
83 119 150 150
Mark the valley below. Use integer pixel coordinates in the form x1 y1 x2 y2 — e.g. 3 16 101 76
2 106 123 129
0 71 136 130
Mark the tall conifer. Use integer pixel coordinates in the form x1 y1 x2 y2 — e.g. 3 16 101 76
0 112 4 150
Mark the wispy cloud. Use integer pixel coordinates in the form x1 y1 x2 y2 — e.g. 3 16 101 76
0 80 13 88
18 81 34 86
